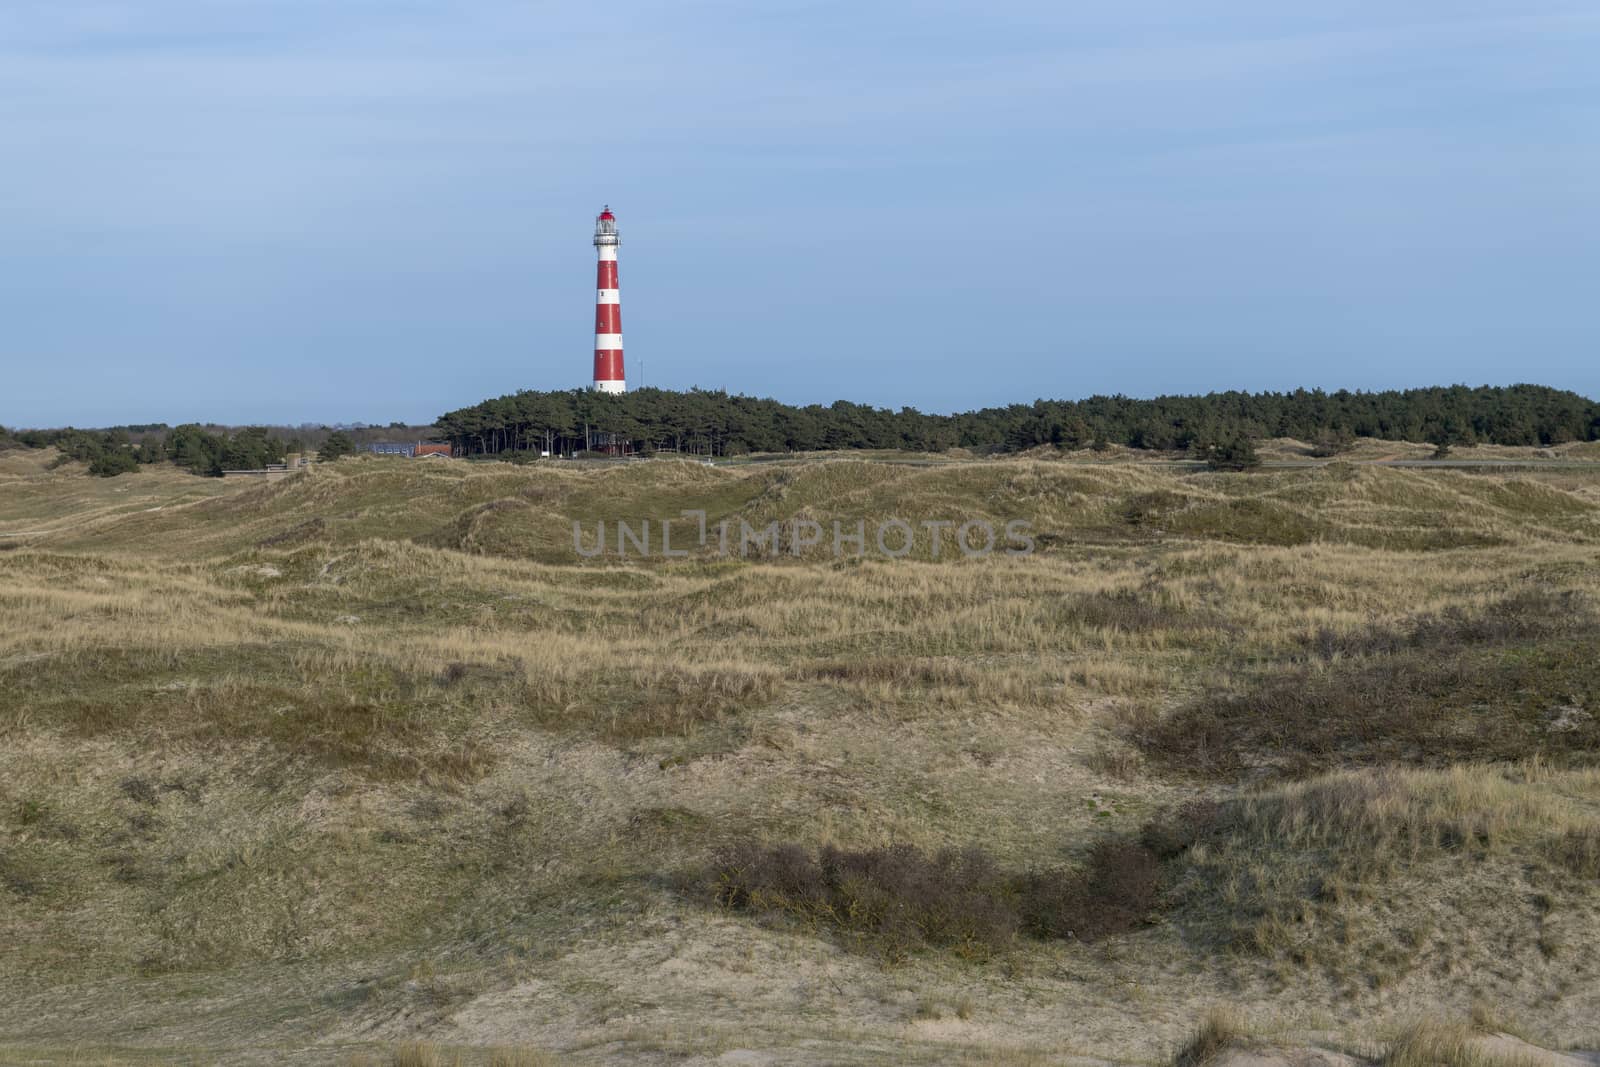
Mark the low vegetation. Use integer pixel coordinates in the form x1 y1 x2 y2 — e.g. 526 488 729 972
1159 763 1600 986
353 1042 562 1067
1136 592 1600 779
1172 1006 1253 1067
711 837 1160 959
10 383 1600 478
1166 1008 1587 1067
2 446 1599 1063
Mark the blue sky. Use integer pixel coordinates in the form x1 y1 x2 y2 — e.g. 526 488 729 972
2 1 1596 427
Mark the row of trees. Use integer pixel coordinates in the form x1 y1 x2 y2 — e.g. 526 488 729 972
2 426 162 476
4 424 290 477
432 385 1600 459
9 383 1596 478
164 424 290 474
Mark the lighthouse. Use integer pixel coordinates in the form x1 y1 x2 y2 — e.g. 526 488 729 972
592 206 625 393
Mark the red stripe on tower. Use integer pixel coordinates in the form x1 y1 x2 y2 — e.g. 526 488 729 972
592 206 625 394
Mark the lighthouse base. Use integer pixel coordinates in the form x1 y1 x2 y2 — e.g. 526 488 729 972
593 379 626 394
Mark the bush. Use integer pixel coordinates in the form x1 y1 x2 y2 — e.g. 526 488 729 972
319 430 357 462
713 842 1017 959
1014 840 1162 941
1197 433 1261 471
712 838 1164 958
88 449 139 477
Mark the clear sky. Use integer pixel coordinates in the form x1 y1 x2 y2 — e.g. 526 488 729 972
2 1 1596 428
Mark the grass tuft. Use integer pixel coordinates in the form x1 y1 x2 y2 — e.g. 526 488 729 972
1173 1005 1251 1067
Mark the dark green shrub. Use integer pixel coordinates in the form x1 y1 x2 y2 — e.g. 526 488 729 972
1196 433 1261 471
319 431 357 461
89 449 138 477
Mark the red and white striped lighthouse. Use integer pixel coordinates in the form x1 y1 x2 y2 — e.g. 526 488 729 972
592 206 625 393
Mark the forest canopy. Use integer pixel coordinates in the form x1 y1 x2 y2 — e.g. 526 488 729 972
8 384 1597 477
432 384 1600 458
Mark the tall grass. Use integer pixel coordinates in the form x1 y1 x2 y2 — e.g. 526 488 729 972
4 451 1600 1060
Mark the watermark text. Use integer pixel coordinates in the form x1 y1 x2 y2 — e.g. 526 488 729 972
573 512 1035 560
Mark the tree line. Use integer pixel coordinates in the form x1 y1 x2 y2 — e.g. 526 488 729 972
6 383 1596 478
432 384 1600 459
2 424 290 477
0 422 426 477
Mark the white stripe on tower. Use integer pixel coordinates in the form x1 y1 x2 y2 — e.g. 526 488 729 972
592 206 625 394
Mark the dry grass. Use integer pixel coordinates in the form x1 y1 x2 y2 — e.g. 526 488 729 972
1158 764 1600 983
1163 1007 1577 1067
3 450 1600 1063
1135 590 1600 779
1173 1006 1253 1067
1381 1019 1551 1067
342 1044 561 1067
